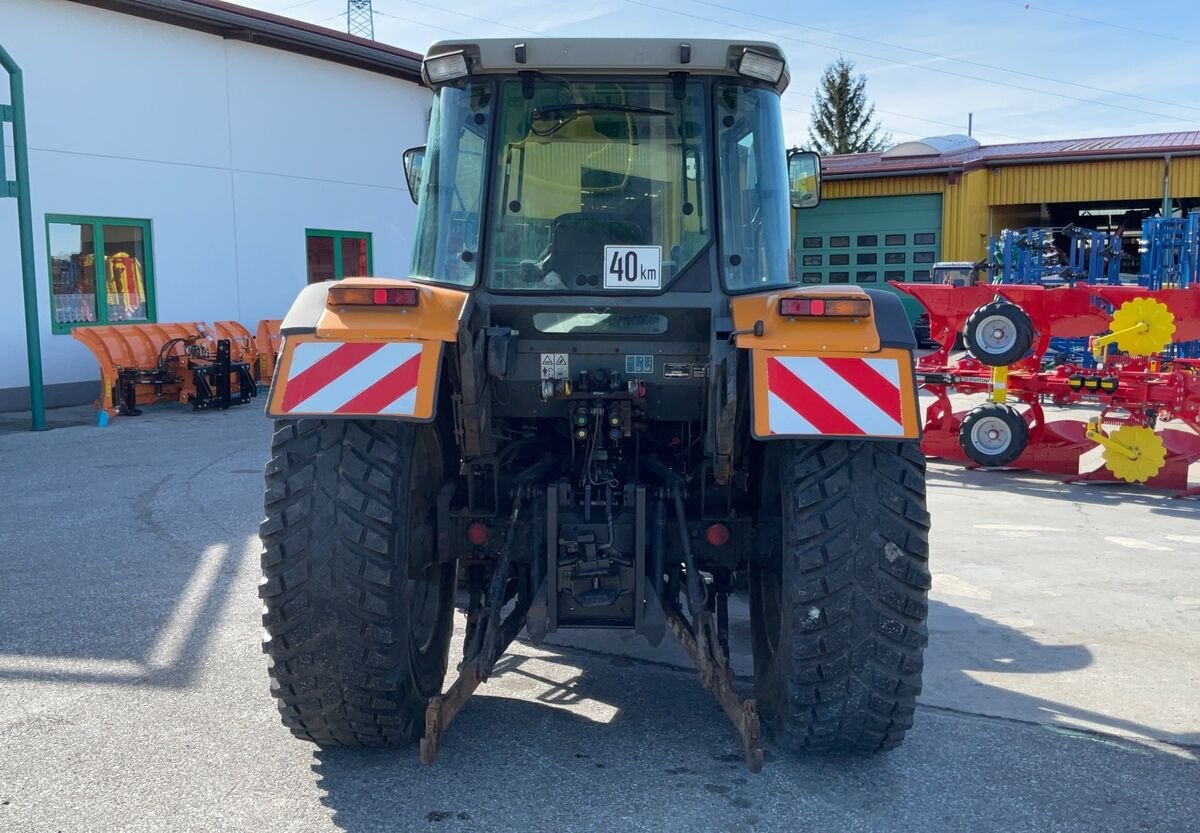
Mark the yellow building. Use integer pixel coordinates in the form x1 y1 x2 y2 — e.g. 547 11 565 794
794 131 1200 290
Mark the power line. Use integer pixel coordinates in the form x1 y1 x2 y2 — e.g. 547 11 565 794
683 0 1200 114
785 89 1033 143
990 0 1200 47
781 104 925 141
270 0 331 13
373 8 471 37
390 0 542 36
388 0 1037 142
618 0 1197 124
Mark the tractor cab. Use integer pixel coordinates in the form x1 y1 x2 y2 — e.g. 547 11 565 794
401 39 819 297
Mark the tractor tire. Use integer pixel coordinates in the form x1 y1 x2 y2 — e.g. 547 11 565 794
259 418 457 746
750 440 930 755
964 301 1034 366
958 403 1029 468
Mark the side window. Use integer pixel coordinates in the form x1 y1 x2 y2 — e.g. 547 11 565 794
46 215 154 333
306 230 373 283
716 84 789 290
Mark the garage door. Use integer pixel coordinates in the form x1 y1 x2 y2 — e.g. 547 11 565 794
793 195 943 318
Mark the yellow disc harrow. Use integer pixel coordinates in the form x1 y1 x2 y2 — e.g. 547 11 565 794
1107 297 1176 357
1099 425 1168 483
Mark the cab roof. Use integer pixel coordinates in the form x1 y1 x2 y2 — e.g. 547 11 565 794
423 38 790 92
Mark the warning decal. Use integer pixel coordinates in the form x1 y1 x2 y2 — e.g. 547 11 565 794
540 353 569 380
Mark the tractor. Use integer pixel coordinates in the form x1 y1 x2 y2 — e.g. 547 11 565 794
259 39 930 771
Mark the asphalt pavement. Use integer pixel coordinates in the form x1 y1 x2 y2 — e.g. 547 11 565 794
0 404 1197 833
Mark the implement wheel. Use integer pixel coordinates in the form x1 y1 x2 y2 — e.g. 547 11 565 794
964 301 1033 366
750 441 930 755
958 403 1029 468
259 419 457 746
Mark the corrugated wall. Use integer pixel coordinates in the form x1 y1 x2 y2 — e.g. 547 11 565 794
809 154 1200 264
986 159 1165 205
1169 156 1200 198
822 175 946 199
941 169 990 261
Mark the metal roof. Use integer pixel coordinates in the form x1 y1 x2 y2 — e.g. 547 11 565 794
68 0 424 82
823 131 1200 179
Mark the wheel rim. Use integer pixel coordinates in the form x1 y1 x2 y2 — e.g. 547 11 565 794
970 415 1013 456
407 428 449 654
975 313 1018 354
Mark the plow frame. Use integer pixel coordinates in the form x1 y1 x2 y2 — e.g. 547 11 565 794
908 279 1200 493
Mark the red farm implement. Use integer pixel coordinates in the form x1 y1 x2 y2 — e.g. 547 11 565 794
894 281 1200 496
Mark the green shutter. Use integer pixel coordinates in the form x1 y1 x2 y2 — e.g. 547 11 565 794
795 194 942 323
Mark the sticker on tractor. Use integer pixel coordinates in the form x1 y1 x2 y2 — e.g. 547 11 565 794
764 355 908 437
663 362 691 379
604 245 662 290
277 341 423 416
625 355 654 374
540 353 569 380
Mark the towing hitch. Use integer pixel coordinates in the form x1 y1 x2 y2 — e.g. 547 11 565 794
660 482 763 773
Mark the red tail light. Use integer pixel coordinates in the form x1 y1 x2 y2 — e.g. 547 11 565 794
466 522 489 545
779 297 871 318
706 523 730 547
328 286 419 307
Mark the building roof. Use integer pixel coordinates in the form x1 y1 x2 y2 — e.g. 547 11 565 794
823 131 1200 179
69 0 423 82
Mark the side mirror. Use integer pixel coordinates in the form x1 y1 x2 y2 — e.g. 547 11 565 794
787 149 821 209
403 146 425 204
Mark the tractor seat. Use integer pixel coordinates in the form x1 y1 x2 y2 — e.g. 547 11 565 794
545 215 644 287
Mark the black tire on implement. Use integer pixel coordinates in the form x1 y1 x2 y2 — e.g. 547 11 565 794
963 300 1034 366
750 440 931 755
259 419 457 746
958 402 1029 468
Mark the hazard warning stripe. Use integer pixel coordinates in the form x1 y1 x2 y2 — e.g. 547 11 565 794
281 342 382 411
817 357 903 424
766 358 864 435
281 342 423 415
334 353 421 414
765 356 905 437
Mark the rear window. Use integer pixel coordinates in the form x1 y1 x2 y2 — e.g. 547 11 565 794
532 312 668 335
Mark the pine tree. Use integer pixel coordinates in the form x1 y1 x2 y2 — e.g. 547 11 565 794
808 57 891 155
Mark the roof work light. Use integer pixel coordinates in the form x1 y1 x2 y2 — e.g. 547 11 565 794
737 49 785 84
424 50 470 83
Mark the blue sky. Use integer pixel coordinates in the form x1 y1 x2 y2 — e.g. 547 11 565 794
248 0 1200 148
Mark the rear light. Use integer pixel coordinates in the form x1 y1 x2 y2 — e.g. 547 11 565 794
779 297 871 318
466 522 489 545
706 523 730 547
328 285 419 307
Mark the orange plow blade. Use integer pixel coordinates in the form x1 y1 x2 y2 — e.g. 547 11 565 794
254 319 283 384
72 323 211 417
212 320 258 364
72 321 260 421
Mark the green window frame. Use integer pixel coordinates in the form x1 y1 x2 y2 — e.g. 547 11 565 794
45 214 156 334
305 228 373 283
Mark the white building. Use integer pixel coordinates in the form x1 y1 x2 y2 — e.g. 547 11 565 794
0 0 431 410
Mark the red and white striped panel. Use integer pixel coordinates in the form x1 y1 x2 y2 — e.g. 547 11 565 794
279 342 422 415
765 355 905 437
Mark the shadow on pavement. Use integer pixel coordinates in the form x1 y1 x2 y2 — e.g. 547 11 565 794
309 628 1199 833
0 413 264 688
926 600 1198 748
